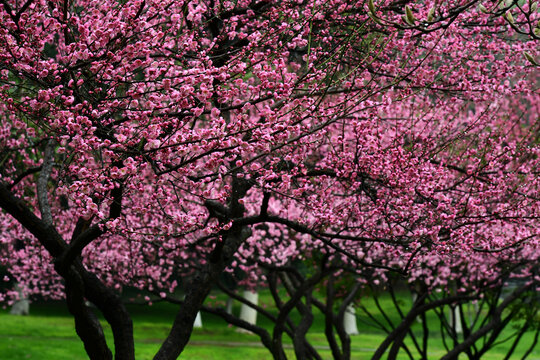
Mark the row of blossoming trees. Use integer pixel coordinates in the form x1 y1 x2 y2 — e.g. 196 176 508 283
0 0 538 359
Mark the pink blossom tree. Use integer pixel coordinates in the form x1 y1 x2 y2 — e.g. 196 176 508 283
0 0 538 359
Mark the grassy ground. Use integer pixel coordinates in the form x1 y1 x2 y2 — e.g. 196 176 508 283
0 292 538 359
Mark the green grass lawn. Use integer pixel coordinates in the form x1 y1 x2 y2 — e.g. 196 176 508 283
0 292 538 359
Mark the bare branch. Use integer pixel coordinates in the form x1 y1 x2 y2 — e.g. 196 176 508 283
8 166 42 190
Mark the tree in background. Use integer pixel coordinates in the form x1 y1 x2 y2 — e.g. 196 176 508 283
213 238 537 359
0 0 538 359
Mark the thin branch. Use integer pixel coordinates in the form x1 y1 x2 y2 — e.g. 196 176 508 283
8 166 42 190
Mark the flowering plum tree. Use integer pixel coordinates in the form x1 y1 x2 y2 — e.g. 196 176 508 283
0 0 538 359
220 238 538 359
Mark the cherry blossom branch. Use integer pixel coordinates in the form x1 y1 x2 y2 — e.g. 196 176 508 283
58 184 124 272
472 234 537 253
15 0 34 22
0 182 65 256
233 214 408 273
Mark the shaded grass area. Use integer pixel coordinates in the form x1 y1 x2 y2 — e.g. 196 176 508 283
0 292 538 359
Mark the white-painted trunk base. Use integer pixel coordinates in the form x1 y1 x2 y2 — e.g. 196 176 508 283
411 292 422 323
10 284 29 316
449 306 462 334
237 291 258 334
193 312 203 328
226 297 234 315
343 305 359 335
